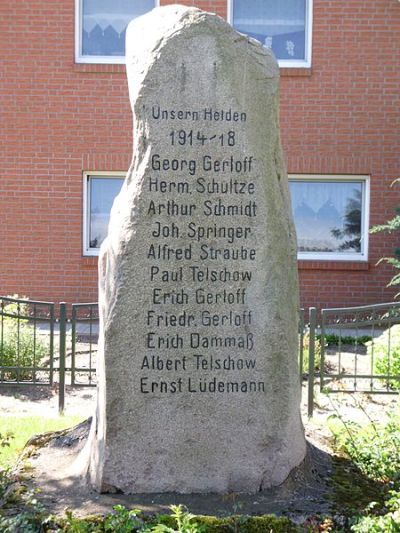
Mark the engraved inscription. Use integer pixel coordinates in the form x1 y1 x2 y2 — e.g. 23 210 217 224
140 105 263 394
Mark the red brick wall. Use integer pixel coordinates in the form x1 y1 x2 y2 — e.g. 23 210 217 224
1 0 399 310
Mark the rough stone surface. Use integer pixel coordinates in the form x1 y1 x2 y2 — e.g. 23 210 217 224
85 5 306 494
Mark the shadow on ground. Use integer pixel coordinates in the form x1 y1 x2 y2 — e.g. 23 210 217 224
2 419 340 522
0 385 57 402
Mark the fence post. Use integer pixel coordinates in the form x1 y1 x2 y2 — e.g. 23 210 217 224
308 307 317 417
59 302 66 415
299 309 304 383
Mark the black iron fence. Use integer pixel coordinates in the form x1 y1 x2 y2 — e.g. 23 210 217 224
1 296 399 415
0 296 55 386
306 302 400 415
0 297 99 412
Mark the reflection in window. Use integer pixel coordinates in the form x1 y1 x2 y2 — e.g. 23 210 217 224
88 176 124 250
289 180 365 256
232 0 308 62
81 0 155 58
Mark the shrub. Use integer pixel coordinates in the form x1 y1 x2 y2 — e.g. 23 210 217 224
351 494 400 532
369 325 400 390
321 333 372 346
329 405 400 487
0 299 49 381
329 404 400 530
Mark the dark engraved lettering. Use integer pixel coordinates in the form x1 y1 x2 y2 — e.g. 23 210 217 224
199 244 256 261
189 266 252 283
147 244 192 260
203 199 257 217
152 153 196 175
147 200 196 216
196 177 255 195
152 105 200 121
202 108 247 122
188 377 264 393
150 266 183 282
202 155 253 173
140 377 184 394
141 355 188 370
152 288 189 305
150 105 246 122
201 310 252 327
141 377 264 394
149 177 190 194
190 332 254 350
146 333 184 349
193 354 256 370
142 101 260 395
195 287 246 305
187 222 251 244
152 221 180 239
147 310 196 327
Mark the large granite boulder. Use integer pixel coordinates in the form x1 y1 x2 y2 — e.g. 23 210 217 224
86 5 306 494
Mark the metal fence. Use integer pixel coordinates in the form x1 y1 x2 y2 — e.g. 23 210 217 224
0 296 55 386
58 302 99 412
306 302 400 415
1 296 399 415
70 303 98 387
0 297 98 412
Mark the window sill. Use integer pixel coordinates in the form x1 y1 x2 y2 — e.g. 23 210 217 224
298 260 370 271
73 63 126 74
280 67 312 77
71 65 312 77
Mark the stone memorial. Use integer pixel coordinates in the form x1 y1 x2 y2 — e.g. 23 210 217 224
86 5 306 494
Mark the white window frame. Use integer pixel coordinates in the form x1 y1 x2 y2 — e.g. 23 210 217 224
83 171 125 256
288 174 370 261
75 0 159 64
227 0 313 68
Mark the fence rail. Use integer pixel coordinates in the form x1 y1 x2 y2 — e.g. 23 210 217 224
1 296 399 415
0 297 98 412
70 303 98 387
320 302 400 392
0 296 55 386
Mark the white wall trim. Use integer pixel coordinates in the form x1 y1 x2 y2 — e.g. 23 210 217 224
75 0 160 64
82 171 125 257
227 0 313 68
288 174 370 262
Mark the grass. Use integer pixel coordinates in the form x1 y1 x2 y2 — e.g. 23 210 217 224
0 415 84 468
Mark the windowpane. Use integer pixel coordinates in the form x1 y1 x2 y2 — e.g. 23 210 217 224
82 0 155 57
232 0 306 61
289 181 364 254
88 177 124 249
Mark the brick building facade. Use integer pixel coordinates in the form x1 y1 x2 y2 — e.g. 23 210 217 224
1 0 399 309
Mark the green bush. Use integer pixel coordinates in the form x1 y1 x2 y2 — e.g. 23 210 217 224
330 407 400 486
0 299 49 380
351 491 400 532
369 325 400 390
320 333 372 346
329 405 400 531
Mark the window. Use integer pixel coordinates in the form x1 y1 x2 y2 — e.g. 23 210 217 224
229 0 312 68
83 173 124 255
289 176 370 261
75 0 157 63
